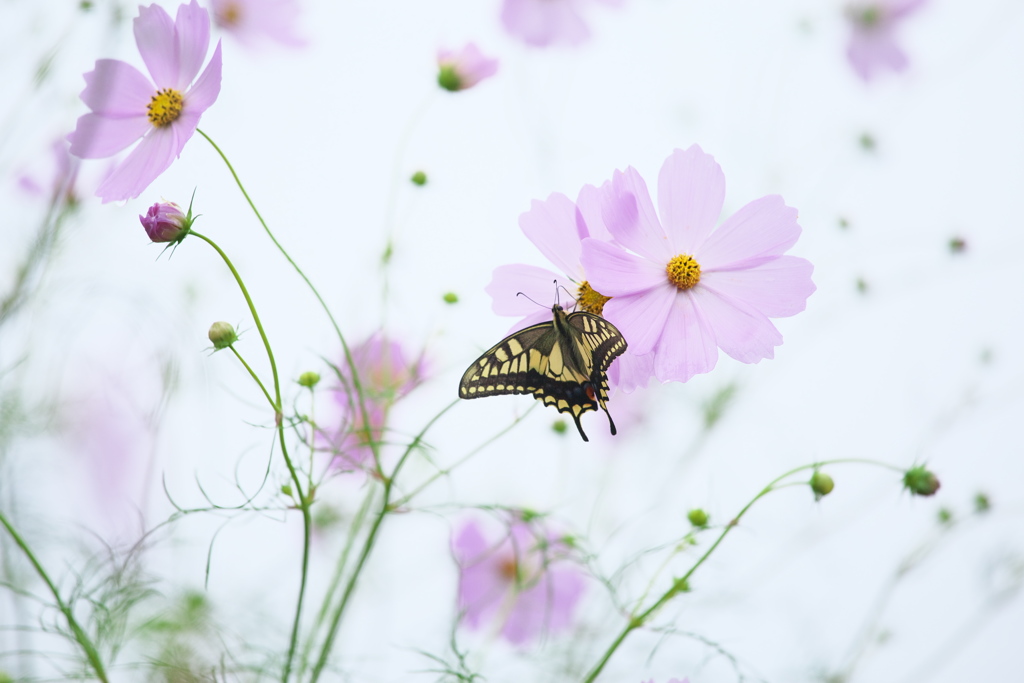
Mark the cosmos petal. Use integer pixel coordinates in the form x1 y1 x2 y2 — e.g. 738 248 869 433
518 192 585 280
698 195 800 270
67 112 149 159
580 238 665 297
134 3 178 88
653 292 719 383
174 0 212 89
95 126 179 203
700 256 815 318
657 145 726 254
599 166 670 262
80 59 153 116
575 182 614 243
691 285 783 363
486 264 572 317
602 286 675 356
184 41 222 113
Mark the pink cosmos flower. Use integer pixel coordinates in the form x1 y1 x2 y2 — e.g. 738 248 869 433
452 514 585 645
580 145 815 384
67 1 222 203
486 186 654 392
17 139 80 206
437 43 499 92
210 0 306 49
845 0 927 81
500 0 623 48
320 333 427 471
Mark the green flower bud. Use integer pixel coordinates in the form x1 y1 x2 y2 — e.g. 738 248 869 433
810 471 835 500
974 492 991 513
208 321 238 350
280 484 293 497
551 419 568 435
410 170 427 186
903 465 941 497
443 292 459 304
687 508 709 528
298 371 321 388
937 507 953 524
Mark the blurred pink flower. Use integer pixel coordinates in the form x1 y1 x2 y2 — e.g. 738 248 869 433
320 333 427 471
500 0 623 48
580 145 815 384
16 139 80 206
210 0 306 49
67 0 222 203
452 514 585 645
845 0 927 81
437 43 499 92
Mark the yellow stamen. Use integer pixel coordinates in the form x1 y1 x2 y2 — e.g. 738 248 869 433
576 281 611 316
666 254 702 290
219 3 241 26
147 88 183 127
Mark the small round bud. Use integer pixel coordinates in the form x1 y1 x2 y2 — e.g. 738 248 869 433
280 484 293 496
687 508 709 528
551 419 568 435
974 492 991 513
298 371 321 388
937 508 953 524
208 321 238 350
949 236 967 254
410 170 427 186
903 465 941 497
443 292 459 304
809 471 835 500
140 201 191 243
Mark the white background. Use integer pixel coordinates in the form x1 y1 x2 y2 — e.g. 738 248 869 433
1 0 1023 681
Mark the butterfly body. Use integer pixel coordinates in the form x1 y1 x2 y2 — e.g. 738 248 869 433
459 304 627 441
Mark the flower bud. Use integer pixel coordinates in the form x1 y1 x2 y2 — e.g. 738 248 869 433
436 43 498 92
280 484 293 496
937 508 953 524
140 201 191 243
687 508 709 528
208 321 238 350
410 170 427 186
974 492 991 513
298 371 321 388
809 471 835 500
443 292 459 304
551 419 568 435
903 465 940 497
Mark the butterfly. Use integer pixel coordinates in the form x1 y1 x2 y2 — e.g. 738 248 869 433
458 303 627 442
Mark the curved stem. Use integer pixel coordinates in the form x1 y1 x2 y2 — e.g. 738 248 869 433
189 229 310 682
0 511 109 682
229 346 275 410
196 128 381 474
309 400 459 682
581 458 905 682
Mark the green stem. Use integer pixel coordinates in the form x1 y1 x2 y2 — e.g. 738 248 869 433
0 511 109 682
189 230 311 682
308 400 459 682
196 128 381 474
581 458 904 682
229 346 275 410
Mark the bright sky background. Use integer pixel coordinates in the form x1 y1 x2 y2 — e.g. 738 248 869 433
2 0 1023 681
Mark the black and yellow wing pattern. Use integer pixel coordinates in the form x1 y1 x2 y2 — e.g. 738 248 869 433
459 304 627 442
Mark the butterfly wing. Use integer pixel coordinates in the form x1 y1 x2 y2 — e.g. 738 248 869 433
459 306 628 442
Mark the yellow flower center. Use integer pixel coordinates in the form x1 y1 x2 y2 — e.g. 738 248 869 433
576 281 611 316
666 254 702 290
147 88 183 127
217 2 241 27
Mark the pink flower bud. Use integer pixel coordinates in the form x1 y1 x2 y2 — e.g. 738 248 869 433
437 43 498 92
140 201 191 243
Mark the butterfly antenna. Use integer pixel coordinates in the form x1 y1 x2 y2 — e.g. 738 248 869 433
515 291 546 309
